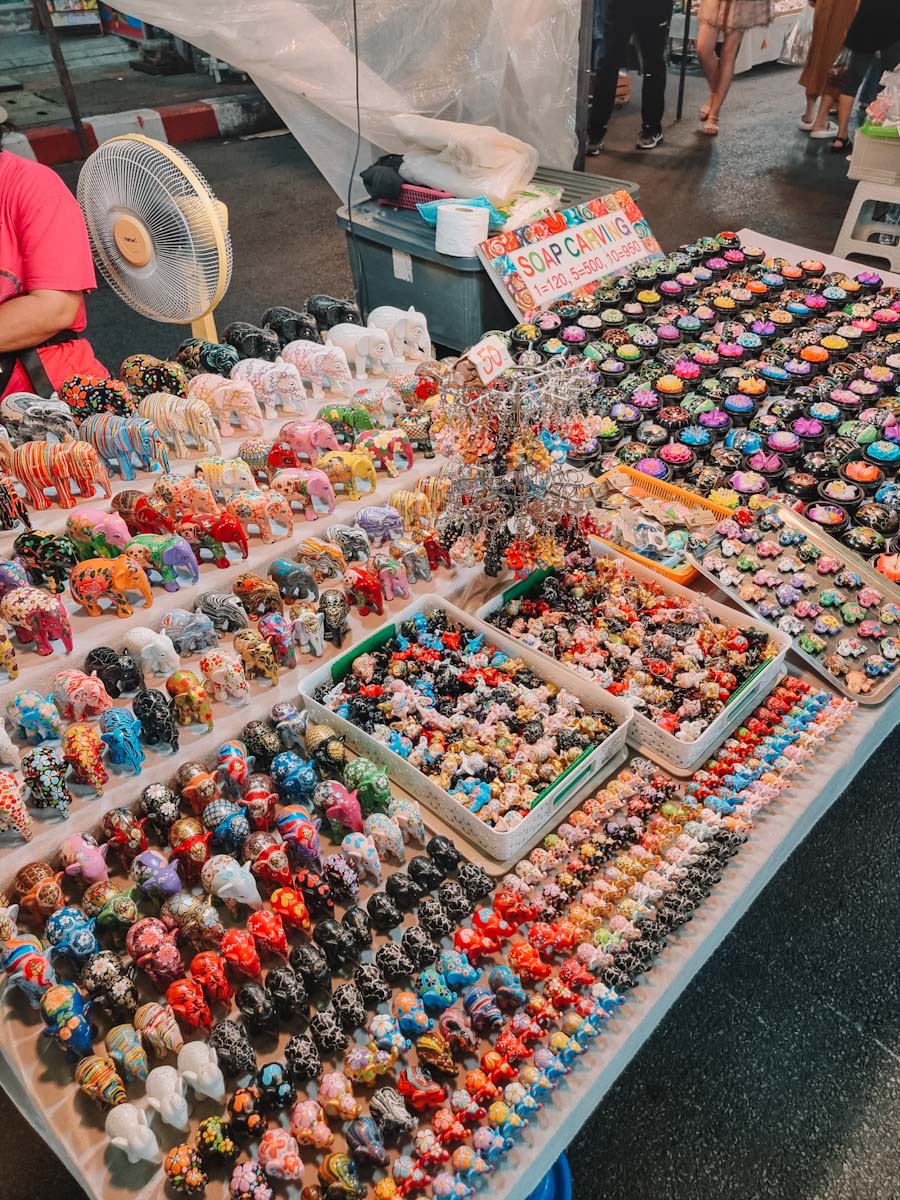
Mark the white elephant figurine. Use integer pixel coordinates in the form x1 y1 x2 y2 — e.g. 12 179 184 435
325 323 393 380
105 1103 161 1165
145 1065 190 1131
0 719 19 768
367 306 431 363
281 340 353 402
187 373 264 437
124 627 181 677
231 357 308 421
292 608 325 657
177 1041 226 1103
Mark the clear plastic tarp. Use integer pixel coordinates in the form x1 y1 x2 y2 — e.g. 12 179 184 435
116 0 581 201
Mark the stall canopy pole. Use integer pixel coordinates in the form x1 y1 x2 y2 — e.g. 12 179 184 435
675 0 693 120
33 0 91 156
574 0 594 170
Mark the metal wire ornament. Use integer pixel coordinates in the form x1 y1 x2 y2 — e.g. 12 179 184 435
431 360 595 577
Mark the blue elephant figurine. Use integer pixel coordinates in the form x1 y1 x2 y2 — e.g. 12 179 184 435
100 708 146 774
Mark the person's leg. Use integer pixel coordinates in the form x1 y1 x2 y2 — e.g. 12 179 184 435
587 0 632 148
695 21 720 117
706 27 744 119
633 0 674 142
803 91 818 126
832 48 874 148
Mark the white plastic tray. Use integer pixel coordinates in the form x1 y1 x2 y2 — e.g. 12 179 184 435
299 594 634 861
477 544 790 775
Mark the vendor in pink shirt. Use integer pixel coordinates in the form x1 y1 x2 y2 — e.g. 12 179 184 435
0 106 109 399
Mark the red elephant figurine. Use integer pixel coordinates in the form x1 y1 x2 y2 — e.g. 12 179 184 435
344 565 383 617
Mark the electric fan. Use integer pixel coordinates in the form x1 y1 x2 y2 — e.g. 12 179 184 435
77 134 232 341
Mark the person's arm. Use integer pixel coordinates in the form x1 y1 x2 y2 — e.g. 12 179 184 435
0 289 82 352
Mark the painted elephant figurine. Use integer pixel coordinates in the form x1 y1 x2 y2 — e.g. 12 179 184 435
173 513 249 569
324 325 393 380
319 589 350 647
120 353 188 398
176 337 240 379
0 771 33 841
0 440 111 510
270 468 336 520
159 609 219 656
194 592 249 633
152 474 220 519
315 402 374 445
166 670 214 730
231 357 308 421
125 535 200 592
69 556 153 619
355 505 405 548
125 626 183 674
65 508 132 559
373 555 410 601
138 393 222 458
225 489 295 544
0 473 31 531
111 492 176 538
13 531 79 593
79 414 170 480
232 572 284 620
258 613 296 669
282 340 353 402
323 523 371 562
294 537 346 581
356 430 414 477
345 565 384 616
292 608 326 657
267 559 319 602
195 456 258 500
390 538 432 582
237 438 298 484
198 650 249 704
233 629 279 685
187 373 264 437
279 419 340 466
0 586 73 655
316 451 377 501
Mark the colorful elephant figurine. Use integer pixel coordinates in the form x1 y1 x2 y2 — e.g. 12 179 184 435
315 450 377 501
258 613 297 669
268 558 319 602
152 474 220 519
111 490 176 538
79 414 171 480
232 573 284 621
278 418 341 466
281 341 353 402
364 814 405 863
270 467 336 520
100 708 146 774
356 429 414 477
64 508 132 559
341 832 382 884
233 630 279 686
125 535 200 592
69 555 153 619
120 353 188 398
355 505 405 547
51 668 113 721
344 565 384 616
166 671 214 730
187 373 264 437
225 489 294 545
138 393 222 459
62 725 108 792
198 651 249 704
21 746 72 814
13 531 79 593
292 607 326 657
390 538 432 583
0 472 31 531
0 586 73 655
0 439 111 510
173 512 249 569
0 771 33 841
231 357 308 420
323 522 371 562
6 689 64 744
40 981 96 1063
295 537 347 581
373 555 411 602
159 609 219 657
0 622 17 680
237 437 298 484
60 833 110 885
195 456 258 500
319 589 350 647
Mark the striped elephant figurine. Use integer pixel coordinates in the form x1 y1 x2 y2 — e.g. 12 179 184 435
79 414 170 480
138 393 222 459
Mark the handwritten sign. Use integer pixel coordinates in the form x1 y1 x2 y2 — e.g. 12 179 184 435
466 334 514 385
476 191 663 318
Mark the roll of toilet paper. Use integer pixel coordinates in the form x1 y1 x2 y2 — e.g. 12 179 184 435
435 203 491 257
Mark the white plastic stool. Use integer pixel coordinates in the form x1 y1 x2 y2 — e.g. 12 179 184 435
833 181 900 271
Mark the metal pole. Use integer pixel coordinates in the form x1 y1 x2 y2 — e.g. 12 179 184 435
32 0 90 156
675 0 693 121
574 0 594 171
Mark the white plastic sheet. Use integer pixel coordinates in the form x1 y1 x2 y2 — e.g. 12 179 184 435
115 0 581 201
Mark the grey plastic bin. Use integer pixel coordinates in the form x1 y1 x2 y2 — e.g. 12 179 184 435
336 166 639 353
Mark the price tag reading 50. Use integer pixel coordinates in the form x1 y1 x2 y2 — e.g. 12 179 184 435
467 334 514 385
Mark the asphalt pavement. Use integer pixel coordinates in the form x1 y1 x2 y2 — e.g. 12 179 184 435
4 61 898 1200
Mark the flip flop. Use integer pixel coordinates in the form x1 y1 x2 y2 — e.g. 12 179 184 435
799 117 815 131
809 123 839 139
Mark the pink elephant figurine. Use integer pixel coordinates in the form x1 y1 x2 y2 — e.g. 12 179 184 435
278 419 340 466
373 555 410 602
0 586 73 656
269 467 336 520
52 669 113 721
64 508 131 559
60 833 110 885
341 832 382 884
0 772 33 842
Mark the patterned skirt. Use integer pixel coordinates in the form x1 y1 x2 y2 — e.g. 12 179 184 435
698 0 773 32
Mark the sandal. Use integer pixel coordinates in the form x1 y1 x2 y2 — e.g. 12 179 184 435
701 114 719 136
830 136 853 154
699 102 711 121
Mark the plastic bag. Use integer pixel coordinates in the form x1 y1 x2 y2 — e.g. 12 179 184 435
779 4 814 67
395 115 539 206
104 0 580 204
866 67 900 131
